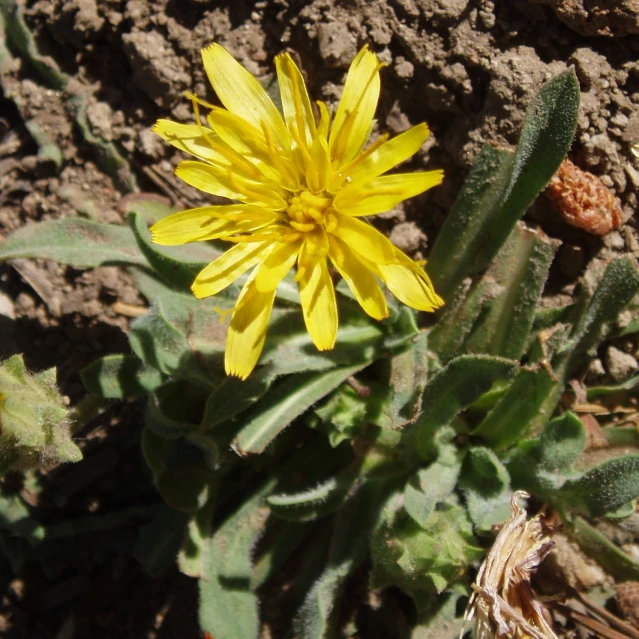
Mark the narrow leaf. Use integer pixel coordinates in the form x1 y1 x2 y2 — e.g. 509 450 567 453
0 218 146 267
429 71 579 297
233 363 367 455
81 354 164 398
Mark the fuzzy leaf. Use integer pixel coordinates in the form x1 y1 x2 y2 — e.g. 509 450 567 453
428 70 579 297
268 472 355 522
569 516 639 581
232 363 368 456
409 355 518 461
0 218 146 268
565 257 639 371
81 354 164 398
199 479 274 639
472 363 560 449
560 455 639 517
294 480 389 639
458 447 511 532
371 500 482 604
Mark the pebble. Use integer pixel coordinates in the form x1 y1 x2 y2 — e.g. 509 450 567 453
605 346 638 382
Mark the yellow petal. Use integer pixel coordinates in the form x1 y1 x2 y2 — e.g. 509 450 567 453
298 257 337 351
375 249 443 312
192 240 275 298
275 53 316 150
254 240 301 292
225 277 276 380
153 120 228 165
328 235 388 320
334 170 444 217
330 214 395 264
336 123 430 187
297 226 329 281
201 44 290 151
176 161 288 210
206 109 293 185
151 205 277 245
306 134 331 193
328 46 381 167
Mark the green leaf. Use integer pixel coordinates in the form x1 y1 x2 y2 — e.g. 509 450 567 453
80 354 164 398
199 479 274 639
569 516 639 581
462 225 559 360
428 70 579 297
133 505 189 576
371 498 482 606
0 218 146 268
408 355 518 461
472 363 560 449
268 472 355 522
560 455 639 517
128 211 220 291
458 447 511 532
232 363 368 456
564 257 639 371
404 452 462 528
293 480 389 639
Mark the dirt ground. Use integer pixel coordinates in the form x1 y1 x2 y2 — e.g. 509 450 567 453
0 0 638 637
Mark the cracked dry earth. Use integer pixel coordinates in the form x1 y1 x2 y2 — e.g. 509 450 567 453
0 0 638 637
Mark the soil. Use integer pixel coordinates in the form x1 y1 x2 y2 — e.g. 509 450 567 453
0 0 638 637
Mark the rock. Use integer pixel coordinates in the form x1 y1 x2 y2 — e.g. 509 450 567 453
605 346 638 382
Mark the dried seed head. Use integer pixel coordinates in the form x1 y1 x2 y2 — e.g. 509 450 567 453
546 159 622 236
616 581 639 629
461 491 558 639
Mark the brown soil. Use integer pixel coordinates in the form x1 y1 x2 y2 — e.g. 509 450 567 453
0 0 638 637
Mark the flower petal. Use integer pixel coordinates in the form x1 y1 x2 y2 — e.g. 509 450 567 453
336 123 430 187
225 277 276 380
206 109 296 186
151 205 277 245
176 160 288 210
375 248 443 312
330 214 395 264
328 46 381 167
202 44 290 151
328 235 388 320
153 120 227 165
192 240 275 298
254 240 301 292
275 53 316 150
298 256 337 351
334 170 444 217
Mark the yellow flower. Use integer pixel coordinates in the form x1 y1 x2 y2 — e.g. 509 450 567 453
151 44 444 380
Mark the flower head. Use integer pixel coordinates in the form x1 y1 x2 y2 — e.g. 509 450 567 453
151 44 444 380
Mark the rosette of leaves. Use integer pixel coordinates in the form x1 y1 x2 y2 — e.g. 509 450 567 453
2 70 639 638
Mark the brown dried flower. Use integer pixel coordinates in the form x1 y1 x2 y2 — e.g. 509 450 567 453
461 492 558 639
546 158 622 236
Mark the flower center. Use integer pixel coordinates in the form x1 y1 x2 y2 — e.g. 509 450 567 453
286 190 336 233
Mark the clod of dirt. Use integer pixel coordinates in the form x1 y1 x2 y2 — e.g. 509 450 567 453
317 21 358 68
121 30 191 108
531 0 639 37
605 345 639 382
389 222 427 253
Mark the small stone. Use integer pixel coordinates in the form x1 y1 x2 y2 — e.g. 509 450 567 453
585 357 605 383
138 128 165 160
389 222 426 253
605 346 638 382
